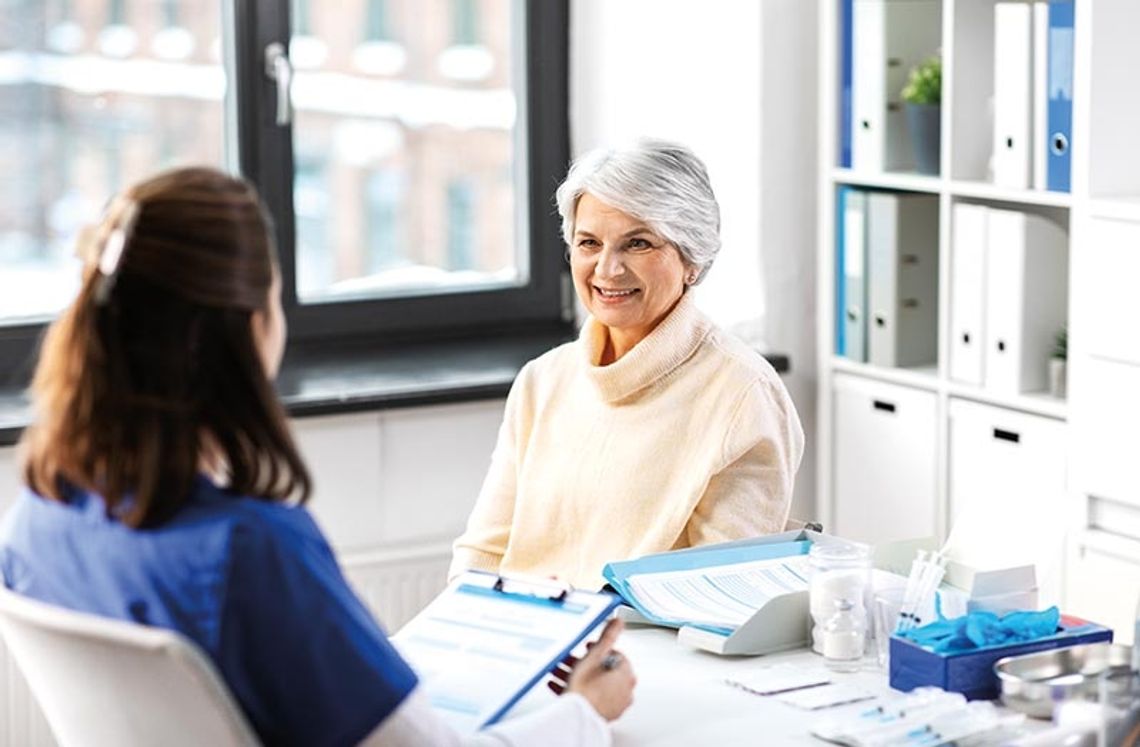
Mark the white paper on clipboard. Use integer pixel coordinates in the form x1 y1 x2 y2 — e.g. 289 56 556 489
391 571 621 735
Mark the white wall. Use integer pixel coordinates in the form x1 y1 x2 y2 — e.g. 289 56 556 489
570 0 819 518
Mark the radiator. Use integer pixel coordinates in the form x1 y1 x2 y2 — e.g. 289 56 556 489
340 542 453 632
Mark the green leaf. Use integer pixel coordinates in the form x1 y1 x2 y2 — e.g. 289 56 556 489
901 55 941 105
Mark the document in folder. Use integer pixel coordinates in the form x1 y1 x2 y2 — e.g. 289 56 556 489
391 572 620 735
603 539 812 634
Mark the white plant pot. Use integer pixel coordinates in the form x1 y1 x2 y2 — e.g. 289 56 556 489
1048 358 1067 398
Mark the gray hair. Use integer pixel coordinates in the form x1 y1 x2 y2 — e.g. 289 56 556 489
554 138 721 284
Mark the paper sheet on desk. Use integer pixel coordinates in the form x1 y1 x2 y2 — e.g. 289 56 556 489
626 554 812 631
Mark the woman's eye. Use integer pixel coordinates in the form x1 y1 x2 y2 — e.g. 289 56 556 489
628 238 653 251
576 238 600 251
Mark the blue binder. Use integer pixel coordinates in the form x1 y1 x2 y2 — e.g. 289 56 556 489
836 186 848 356
839 0 854 168
1046 0 1074 193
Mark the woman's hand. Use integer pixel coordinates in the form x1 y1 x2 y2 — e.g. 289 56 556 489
547 618 636 721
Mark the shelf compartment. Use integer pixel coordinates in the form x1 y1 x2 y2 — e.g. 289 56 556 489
949 180 1071 208
944 381 1067 421
832 168 941 193
830 356 939 391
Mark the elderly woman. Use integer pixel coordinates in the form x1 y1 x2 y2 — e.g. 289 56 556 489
451 139 805 590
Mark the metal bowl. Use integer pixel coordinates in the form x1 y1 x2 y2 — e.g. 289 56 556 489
994 643 1133 719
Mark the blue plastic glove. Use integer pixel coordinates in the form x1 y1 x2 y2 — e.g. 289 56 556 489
900 606 1061 653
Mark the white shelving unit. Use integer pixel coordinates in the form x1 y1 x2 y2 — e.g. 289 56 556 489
817 0 1140 633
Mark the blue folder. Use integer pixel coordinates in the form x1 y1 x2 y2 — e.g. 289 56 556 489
602 537 813 632
1046 0 1074 193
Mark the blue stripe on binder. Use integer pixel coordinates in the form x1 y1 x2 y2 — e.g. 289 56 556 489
840 0 854 167
836 186 849 356
1046 0 1074 193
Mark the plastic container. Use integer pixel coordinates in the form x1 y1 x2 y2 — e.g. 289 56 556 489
809 542 871 656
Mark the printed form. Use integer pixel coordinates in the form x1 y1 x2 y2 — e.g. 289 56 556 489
626 554 812 630
392 575 618 734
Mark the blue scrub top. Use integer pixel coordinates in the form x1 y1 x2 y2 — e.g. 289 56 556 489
0 476 418 747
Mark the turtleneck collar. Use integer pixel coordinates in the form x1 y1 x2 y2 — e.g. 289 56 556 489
579 292 712 403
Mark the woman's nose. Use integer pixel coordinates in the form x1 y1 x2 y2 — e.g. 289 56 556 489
594 246 625 279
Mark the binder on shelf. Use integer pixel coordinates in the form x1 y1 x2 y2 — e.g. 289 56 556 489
949 203 989 386
992 2 1034 188
603 530 849 656
840 0 854 168
842 188 868 362
1046 0 1074 193
392 571 621 734
1032 1 1049 191
836 187 848 356
983 208 1068 395
867 192 939 368
850 0 940 173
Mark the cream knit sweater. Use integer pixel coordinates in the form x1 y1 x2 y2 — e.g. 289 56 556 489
450 293 805 590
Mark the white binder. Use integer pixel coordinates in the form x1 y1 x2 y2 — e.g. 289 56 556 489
949 203 989 385
867 192 939 368
983 208 1068 394
843 189 868 362
851 0 941 173
993 2 1034 188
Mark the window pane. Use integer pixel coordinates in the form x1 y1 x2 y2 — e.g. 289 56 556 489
290 0 523 304
0 0 226 325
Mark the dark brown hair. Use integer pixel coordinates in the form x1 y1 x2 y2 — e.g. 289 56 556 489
22 166 311 527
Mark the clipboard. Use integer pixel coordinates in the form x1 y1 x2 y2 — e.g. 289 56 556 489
390 571 620 734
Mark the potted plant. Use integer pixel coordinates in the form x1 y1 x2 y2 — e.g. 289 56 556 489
901 54 941 175
1049 325 1067 398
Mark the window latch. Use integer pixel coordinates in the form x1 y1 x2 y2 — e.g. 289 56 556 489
264 42 293 127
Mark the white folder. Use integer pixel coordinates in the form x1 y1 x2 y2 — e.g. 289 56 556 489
851 0 941 173
1032 1 1049 190
867 192 939 368
983 209 1068 394
843 189 868 362
993 2 1034 188
950 203 989 385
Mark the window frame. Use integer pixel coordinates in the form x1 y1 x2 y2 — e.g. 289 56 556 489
0 0 571 386
240 0 572 348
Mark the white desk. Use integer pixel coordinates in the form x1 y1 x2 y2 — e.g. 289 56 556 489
513 626 896 745
514 626 1048 745
609 627 892 746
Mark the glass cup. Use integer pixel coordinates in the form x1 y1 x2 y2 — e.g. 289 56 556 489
1098 665 1140 747
871 587 906 670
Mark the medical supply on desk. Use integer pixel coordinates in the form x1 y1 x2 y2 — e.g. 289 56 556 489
823 598 866 672
896 550 947 633
872 587 906 669
725 664 832 696
809 541 872 655
777 682 876 710
995 642 1133 719
812 687 1026 746
900 607 1061 654
890 612 1114 701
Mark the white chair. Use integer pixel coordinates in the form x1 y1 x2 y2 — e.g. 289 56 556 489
0 586 258 747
